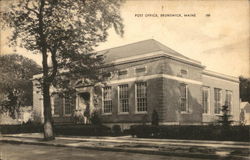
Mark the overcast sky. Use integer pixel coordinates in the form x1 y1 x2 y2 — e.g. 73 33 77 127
1 0 249 77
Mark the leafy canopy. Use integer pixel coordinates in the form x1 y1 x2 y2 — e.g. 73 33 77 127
1 0 124 140
1 0 124 88
0 54 41 118
239 76 250 103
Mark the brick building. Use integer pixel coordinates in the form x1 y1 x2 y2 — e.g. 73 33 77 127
33 39 240 128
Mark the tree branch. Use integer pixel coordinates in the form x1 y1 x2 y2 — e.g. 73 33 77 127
25 0 39 16
48 46 58 83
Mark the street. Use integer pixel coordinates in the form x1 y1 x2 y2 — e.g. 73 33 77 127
0 142 207 160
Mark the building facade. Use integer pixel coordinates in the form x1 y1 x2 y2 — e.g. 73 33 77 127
33 39 240 128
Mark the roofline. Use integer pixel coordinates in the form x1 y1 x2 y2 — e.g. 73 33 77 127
202 70 239 83
104 50 204 68
97 39 201 64
97 39 157 54
32 50 204 80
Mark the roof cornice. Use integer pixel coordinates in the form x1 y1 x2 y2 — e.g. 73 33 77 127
203 70 239 83
103 50 204 68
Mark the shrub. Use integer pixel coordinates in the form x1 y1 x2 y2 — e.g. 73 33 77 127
151 110 159 126
0 122 43 134
217 105 233 127
90 111 102 125
130 125 250 142
54 124 111 136
130 125 159 138
72 109 85 124
112 125 122 136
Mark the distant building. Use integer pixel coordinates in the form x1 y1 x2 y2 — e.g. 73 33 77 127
240 102 250 125
33 39 240 129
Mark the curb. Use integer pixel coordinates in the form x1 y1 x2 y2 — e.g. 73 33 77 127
1 139 249 160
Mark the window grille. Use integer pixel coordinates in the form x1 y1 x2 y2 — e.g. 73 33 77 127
103 86 112 113
136 82 147 112
119 84 129 113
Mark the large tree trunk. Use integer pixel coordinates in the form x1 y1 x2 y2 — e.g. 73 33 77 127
43 83 55 140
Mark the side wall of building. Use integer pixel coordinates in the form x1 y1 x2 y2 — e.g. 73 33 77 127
202 73 240 123
100 57 165 125
32 55 240 127
161 58 203 124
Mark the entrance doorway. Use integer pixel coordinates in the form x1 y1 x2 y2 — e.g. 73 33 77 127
78 92 90 124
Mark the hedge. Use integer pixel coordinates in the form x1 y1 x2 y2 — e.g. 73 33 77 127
0 123 43 134
130 125 250 142
54 124 111 136
0 123 111 136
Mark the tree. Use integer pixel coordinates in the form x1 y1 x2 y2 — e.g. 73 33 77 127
239 76 250 103
239 109 245 125
217 105 233 127
0 54 41 118
1 0 124 140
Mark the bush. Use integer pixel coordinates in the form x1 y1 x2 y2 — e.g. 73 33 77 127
217 105 233 127
0 122 43 134
151 110 159 126
71 109 85 124
54 124 111 136
90 111 102 125
130 125 250 142
112 125 122 136
130 125 159 138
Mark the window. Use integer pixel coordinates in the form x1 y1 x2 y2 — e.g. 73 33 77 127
178 69 188 77
119 84 129 113
225 90 232 112
53 94 62 116
180 83 188 112
181 69 188 75
103 86 112 114
118 70 127 76
64 93 75 115
136 82 147 112
214 88 222 114
135 67 146 73
202 87 210 114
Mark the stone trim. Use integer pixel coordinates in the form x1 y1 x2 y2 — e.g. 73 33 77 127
106 74 202 85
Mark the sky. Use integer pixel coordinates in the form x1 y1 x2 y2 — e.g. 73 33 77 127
1 0 249 77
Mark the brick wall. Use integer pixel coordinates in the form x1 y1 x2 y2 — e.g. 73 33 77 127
32 54 240 126
202 73 240 123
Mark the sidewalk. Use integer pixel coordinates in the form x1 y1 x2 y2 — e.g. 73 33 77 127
1 133 250 159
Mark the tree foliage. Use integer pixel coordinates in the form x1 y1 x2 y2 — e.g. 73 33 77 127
0 54 41 118
239 109 245 125
1 0 124 140
217 105 233 127
239 76 250 103
90 110 102 126
1 0 124 87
